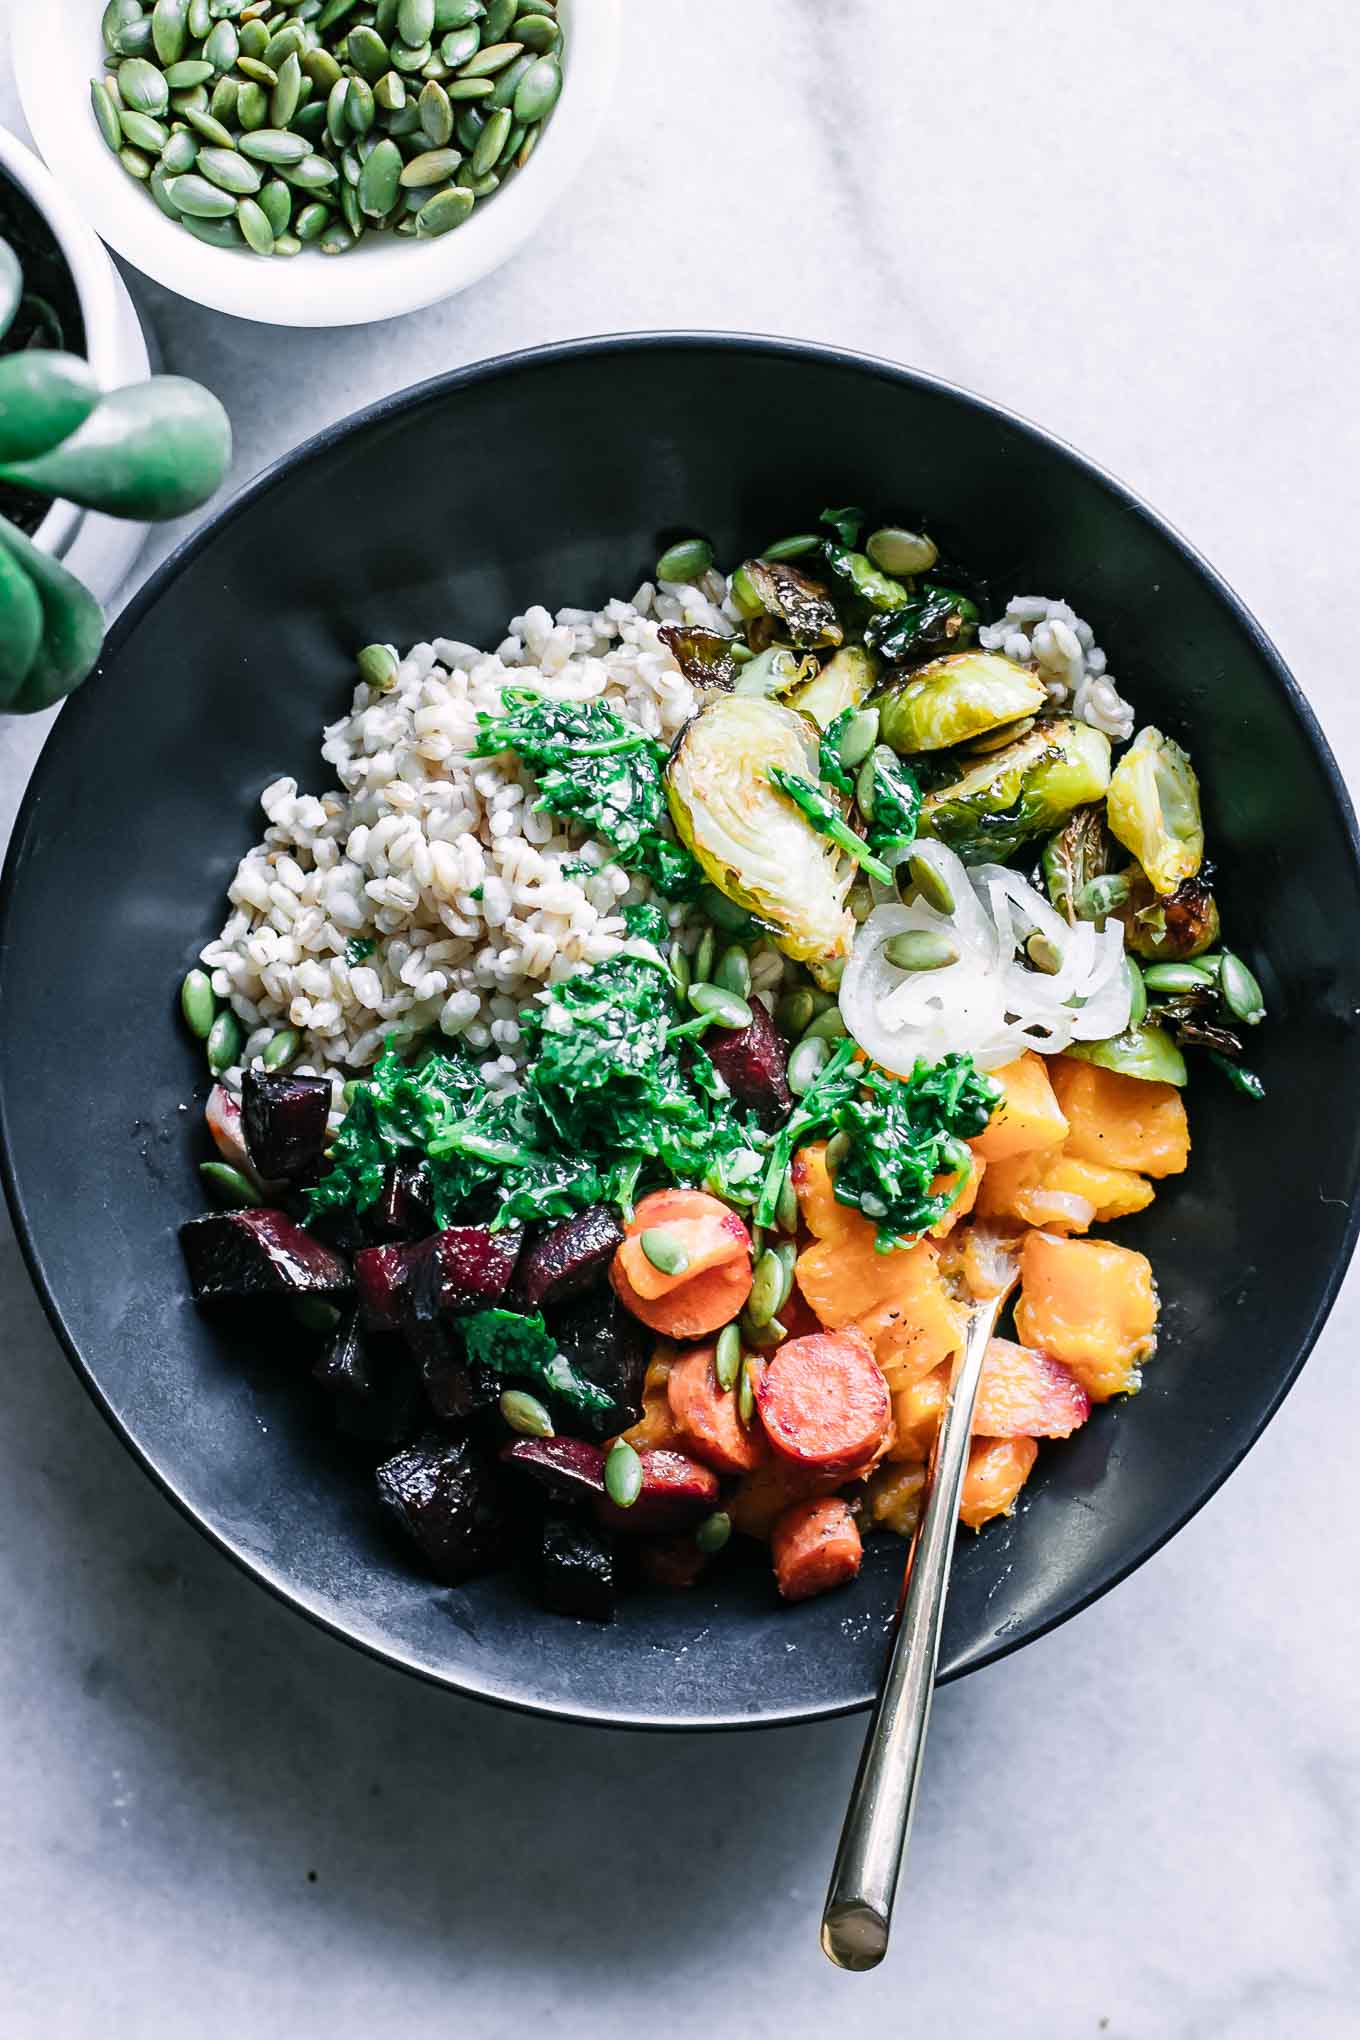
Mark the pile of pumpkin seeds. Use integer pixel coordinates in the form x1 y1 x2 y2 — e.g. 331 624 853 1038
92 0 565 257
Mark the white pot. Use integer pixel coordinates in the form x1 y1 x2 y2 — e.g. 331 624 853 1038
0 123 152 607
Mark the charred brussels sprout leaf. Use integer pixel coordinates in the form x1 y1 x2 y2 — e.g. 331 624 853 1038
1117 865 1221 959
1209 1052 1265 1100
820 537 908 612
1066 1023 1189 1086
819 504 865 547
865 585 980 667
877 650 1046 756
731 557 843 649
919 718 1111 865
786 643 876 731
658 622 738 690
472 686 699 898
1106 725 1205 897
1042 803 1114 924
666 694 856 973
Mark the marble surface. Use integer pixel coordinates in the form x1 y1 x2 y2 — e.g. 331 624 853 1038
2 5 1359 2034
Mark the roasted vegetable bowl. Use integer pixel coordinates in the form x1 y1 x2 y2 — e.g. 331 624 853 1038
3 337 1356 1726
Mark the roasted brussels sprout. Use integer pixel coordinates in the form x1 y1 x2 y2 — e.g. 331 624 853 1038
731 644 820 699
1041 803 1113 923
658 623 737 689
730 558 843 648
820 538 908 612
666 695 855 972
1117 866 1221 960
919 718 1112 864
1066 1023 1188 1086
785 643 876 731
1106 725 1204 897
877 650 1046 756
865 586 979 666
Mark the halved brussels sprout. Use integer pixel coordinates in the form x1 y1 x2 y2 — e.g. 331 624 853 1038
1106 725 1204 897
1041 803 1112 923
864 585 979 666
731 644 821 699
785 643 876 730
666 695 855 972
877 650 1047 755
1117 866 1220 960
919 717 1112 864
730 558 843 648
1066 1023 1188 1086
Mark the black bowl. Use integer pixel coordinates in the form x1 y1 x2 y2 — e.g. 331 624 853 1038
3 335 1358 1729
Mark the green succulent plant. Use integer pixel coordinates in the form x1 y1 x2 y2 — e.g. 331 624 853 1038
0 232 230 714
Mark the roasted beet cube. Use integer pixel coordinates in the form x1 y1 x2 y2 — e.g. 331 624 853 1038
376 1433 506 1584
355 1225 522 1332
539 1513 615 1622
638 1535 710 1590
180 1209 351 1302
596 1449 719 1535
240 1069 332 1184
549 1289 649 1438
703 995 793 1127
501 1435 606 1505
313 1310 419 1447
369 1154 434 1244
515 1204 625 1310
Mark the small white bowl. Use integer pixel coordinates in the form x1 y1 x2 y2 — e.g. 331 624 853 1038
13 0 618 329
0 123 153 604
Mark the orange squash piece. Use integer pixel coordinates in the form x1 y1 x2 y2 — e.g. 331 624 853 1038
864 1460 928 1538
960 1436 1038 1529
969 1052 1069 1163
791 1141 845 1239
797 1224 965 1385
1014 1231 1158 1402
977 1148 1154 1233
616 1347 684 1453
1050 1057 1189 1178
890 1364 949 1461
973 1338 1090 1438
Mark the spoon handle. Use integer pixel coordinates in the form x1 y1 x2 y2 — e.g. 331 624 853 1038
820 1291 1008 1971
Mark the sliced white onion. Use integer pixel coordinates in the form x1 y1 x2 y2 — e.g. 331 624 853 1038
1025 1189 1097 1229
839 839 1131 1073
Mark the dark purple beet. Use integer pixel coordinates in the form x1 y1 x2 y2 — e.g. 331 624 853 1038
313 1310 420 1447
180 1209 351 1302
549 1289 649 1438
515 1204 625 1310
376 1434 506 1584
539 1512 615 1622
355 1224 522 1331
368 1154 434 1243
240 1069 332 1184
500 1435 606 1505
596 1448 720 1535
703 995 793 1126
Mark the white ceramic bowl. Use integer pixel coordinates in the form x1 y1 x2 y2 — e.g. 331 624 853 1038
0 123 153 605
13 0 618 329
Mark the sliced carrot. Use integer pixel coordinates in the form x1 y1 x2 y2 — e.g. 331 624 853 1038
611 1189 753 1339
771 1497 863 1602
727 1457 844 1541
666 1341 766 1475
960 1435 1037 1530
755 1329 891 1476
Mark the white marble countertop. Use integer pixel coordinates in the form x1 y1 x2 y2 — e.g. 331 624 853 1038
2 5 1358 2034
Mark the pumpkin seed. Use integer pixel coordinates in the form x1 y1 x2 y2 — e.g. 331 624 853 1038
748 1246 792 1327
392 38 433 69
236 54 279 83
714 945 751 1000
238 125 309 160
1217 950 1265 1025
340 178 364 232
695 1511 731 1556
787 1035 830 1096
91 80 125 151
294 198 332 238
116 20 156 56
761 533 820 563
199 1161 264 1207
236 195 275 251
499 1387 554 1437
149 166 184 217
825 1129 850 1172
470 104 510 174
102 1 137 56
655 537 712 585
837 706 879 771
281 152 340 189
433 0 482 24
399 144 461 185
318 223 356 252
775 1165 799 1236
358 135 403 212
697 884 751 934
182 211 243 249
866 527 938 577
692 926 716 986
262 21 307 67
386 100 423 133
776 988 815 1036
119 55 171 113
166 169 238 214
183 104 236 144
203 17 239 67
905 852 954 915
206 1008 243 1072
604 1439 642 1509
799 1005 848 1043
487 50 533 108
355 642 399 688
398 0 436 42
273 232 303 256
160 127 198 170
302 46 343 89
375 69 407 109
180 967 217 1037
1074 873 1130 920
687 982 753 1032
271 49 304 122
715 1322 742 1392
294 102 328 141
482 0 516 36
738 1355 759 1422
882 930 959 972
314 0 360 25
440 24 480 64
640 1225 690 1277
513 122 538 169
1125 955 1147 1028
259 1026 300 1069
258 176 292 230
1025 932 1063 975
347 22 390 77
240 19 270 57
118 107 170 153
449 74 493 99
188 0 212 31
346 74 376 130
513 12 559 52
199 145 263 192
1141 960 1217 995
415 76 454 143
512 51 559 121
170 83 210 112
498 118 526 163
237 80 269 126
207 76 238 124
459 37 522 74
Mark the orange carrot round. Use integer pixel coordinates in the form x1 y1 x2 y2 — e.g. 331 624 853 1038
755 1328 891 1476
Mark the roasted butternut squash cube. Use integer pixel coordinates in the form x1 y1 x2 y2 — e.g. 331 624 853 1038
1014 1231 1158 1401
864 1460 928 1537
1050 1057 1189 1178
977 1148 1154 1232
970 1052 1068 1163
890 1364 949 1460
960 1435 1038 1530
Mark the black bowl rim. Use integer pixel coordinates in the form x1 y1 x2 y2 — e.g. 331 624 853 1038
3 330 1358 1732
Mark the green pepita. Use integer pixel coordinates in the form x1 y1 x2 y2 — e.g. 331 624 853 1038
695 1511 731 1556
775 1165 799 1236
787 1035 830 1096
865 527 938 577
1074 873 1131 920
1026 932 1063 974
202 17 240 68
116 20 157 57
486 50 533 108
258 176 293 230
448 74 494 98
640 1225 691 1277
208 75 240 124
118 144 154 179
416 76 455 141
271 49 304 123
119 55 171 114
776 987 816 1036
374 68 406 109
399 145 461 185
905 852 955 915
512 12 559 52
199 1160 264 1207
392 38 433 70
799 1005 848 1043
837 706 880 771
687 982 753 1032
294 198 332 239
440 23 481 64
1218 950 1265 1025
1125 955 1148 1028
604 1438 642 1510
260 1027 301 1069
199 145 263 192
358 135 403 212
346 22 390 77
692 926 716 987
236 195 275 252
470 103 510 174
882 929 960 972
180 967 217 1037
714 945 751 1000
206 1008 243 1073
182 212 244 247
459 36 522 74
715 1322 742 1392
398 0 436 42
160 127 198 171
165 171 237 215
281 152 340 190
151 0 190 64
482 0 516 38
236 54 279 85
655 537 713 585
317 223 356 252
91 78 126 151
121 109 171 156
747 1246 792 1328
239 125 310 161
498 1387 554 1437
182 104 236 145
1141 961 1217 994
738 1355 759 1422
511 50 559 121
